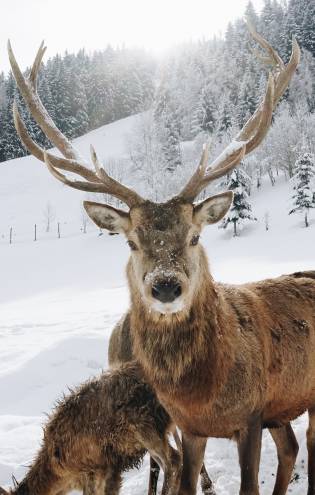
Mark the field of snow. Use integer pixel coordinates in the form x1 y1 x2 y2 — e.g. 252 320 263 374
0 114 315 494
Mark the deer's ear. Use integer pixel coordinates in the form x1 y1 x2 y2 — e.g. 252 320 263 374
193 191 233 226
84 201 131 234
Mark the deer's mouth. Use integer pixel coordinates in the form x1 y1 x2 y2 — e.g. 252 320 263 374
151 298 185 315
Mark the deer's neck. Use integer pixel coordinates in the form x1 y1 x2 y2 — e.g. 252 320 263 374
17 448 59 495
129 271 235 403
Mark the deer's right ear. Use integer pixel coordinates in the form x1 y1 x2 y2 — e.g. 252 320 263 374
83 201 131 234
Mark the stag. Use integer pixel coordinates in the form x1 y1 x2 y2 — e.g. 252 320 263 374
9 24 315 495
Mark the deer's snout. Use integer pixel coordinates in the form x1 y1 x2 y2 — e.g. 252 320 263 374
151 280 182 303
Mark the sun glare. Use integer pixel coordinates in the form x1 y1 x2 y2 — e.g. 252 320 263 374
0 0 264 71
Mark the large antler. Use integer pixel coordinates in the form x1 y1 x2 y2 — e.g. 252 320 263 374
178 22 300 202
8 41 144 208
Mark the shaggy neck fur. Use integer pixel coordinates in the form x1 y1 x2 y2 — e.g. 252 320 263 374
128 249 236 405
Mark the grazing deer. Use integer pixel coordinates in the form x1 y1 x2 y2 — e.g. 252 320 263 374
0 363 182 495
10 23 314 495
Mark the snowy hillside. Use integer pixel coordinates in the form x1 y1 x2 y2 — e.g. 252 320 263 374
0 114 315 494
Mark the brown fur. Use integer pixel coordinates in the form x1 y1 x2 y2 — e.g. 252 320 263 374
130 270 315 433
0 364 182 495
108 318 216 495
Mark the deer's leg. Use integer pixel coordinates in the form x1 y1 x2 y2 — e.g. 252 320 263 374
200 463 216 494
148 456 160 495
237 416 262 495
139 431 182 495
307 407 315 495
179 432 207 495
103 469 122 495
83 473 95 495
83 472 105 495
269 424 299 495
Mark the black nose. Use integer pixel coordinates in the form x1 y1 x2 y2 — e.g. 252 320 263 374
151 281 182 303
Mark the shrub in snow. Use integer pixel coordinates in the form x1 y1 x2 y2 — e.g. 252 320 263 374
221 168 257 236
289 150 315 227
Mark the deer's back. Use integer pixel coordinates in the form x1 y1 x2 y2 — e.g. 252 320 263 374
45 364 171 472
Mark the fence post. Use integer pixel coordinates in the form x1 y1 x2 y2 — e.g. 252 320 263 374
9 226 12 244
57 222 60 239
34 224 37 241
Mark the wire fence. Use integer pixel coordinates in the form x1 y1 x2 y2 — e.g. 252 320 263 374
0 221 103 246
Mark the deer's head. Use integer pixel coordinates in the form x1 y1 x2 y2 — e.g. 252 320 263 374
8 23 300 317
84 191 233 315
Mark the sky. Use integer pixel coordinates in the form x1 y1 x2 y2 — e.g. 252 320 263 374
0 0 264 73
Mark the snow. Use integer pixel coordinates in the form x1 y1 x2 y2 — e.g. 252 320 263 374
0 114 315 494
205 140 246 174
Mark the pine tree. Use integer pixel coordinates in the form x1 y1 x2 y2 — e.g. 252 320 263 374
154 77 182 173
221 168 257 236
0 73 25 160
289 148 315 227
301 1 315 57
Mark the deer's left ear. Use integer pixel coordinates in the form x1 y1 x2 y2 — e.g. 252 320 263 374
193 191 233 226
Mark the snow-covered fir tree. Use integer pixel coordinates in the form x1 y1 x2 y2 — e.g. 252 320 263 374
221 168 257 236
154 78 182 173
289 147 315 227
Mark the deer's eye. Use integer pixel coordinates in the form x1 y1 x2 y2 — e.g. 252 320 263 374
190 234 200 246
127 240 138 251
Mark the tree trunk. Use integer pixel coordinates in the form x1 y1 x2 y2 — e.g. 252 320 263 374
305 211 309 228
233 220 237 237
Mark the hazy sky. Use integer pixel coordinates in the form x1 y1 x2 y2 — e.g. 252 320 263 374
1 0 264 73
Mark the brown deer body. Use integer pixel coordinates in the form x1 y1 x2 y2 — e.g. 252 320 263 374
0 364 182 495
9 20 307 495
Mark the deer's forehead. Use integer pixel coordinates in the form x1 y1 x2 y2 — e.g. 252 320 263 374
130 202 193 247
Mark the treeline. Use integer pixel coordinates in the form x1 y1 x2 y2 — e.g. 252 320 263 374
153 0 315 153
0 46 155 161
0 0 314 168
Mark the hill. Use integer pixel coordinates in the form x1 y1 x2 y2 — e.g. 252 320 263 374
0 114 314 494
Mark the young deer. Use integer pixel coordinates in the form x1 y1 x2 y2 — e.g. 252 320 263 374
0 363 182 495
10 22 312 495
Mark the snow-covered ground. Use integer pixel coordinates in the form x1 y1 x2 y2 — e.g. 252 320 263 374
0 114 314 494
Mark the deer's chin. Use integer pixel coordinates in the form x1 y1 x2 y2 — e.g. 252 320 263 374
150 298 186 315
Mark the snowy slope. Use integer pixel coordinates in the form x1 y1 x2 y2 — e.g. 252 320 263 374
0 114 315 494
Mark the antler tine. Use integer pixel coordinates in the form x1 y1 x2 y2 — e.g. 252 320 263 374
246 18 284 69
178 25 299 202
44 152 107 193
273 36 300 105
8 40 78 161
237 72 275 153
90 144 104 180
13 101 102 182
90 145 144 207
29 40 46 90
45 151 144 207
178 141 210 201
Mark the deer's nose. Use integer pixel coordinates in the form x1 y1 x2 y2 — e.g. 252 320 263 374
151 281 182 303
